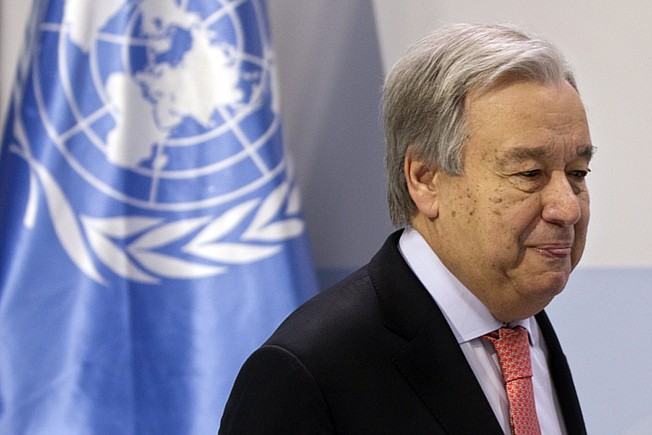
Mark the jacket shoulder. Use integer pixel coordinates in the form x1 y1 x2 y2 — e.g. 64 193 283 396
267 265 389 357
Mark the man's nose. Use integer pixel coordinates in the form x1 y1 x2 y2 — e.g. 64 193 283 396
541 172 583 226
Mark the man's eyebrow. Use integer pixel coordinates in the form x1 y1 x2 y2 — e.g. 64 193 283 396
577 144 597 161
496 143 596 164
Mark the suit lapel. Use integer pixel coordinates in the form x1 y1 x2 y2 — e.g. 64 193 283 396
536 311 587 434
393 309 504 434
369 232 503 434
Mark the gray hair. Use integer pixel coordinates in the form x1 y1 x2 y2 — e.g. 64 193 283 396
383 23 577 227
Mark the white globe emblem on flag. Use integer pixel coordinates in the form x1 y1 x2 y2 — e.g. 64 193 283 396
14 0 305 284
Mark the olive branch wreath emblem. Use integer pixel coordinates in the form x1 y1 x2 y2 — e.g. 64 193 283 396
11 117 305 286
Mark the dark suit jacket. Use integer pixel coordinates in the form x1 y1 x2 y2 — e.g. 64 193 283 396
220 231 586 434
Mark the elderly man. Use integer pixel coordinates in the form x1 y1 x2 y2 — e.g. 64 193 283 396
220 24 591 434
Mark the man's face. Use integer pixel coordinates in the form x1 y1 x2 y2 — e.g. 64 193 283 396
415 81 592 322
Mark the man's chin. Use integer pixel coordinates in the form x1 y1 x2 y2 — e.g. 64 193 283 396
522 271 570 301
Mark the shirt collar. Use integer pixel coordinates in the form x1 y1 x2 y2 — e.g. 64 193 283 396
398 228 537 345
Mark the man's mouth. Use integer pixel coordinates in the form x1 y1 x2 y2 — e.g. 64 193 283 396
534 244 572 258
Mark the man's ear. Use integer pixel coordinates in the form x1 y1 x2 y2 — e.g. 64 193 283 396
405 153 440 219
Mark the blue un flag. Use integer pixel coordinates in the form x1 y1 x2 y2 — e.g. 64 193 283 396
0 0 318 433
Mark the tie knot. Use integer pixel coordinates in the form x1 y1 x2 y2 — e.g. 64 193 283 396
483 326 533 382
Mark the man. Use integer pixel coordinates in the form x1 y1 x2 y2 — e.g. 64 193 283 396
220 24 591 434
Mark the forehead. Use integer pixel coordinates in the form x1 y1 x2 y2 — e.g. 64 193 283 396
463 80 592 160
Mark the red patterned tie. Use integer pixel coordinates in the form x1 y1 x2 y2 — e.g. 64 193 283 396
483 326 541 435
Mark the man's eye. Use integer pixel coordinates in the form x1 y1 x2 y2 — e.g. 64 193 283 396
518 170 542 179
569 169 590 179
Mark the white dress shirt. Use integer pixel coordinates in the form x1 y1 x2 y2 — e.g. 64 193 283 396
398 228 567 434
